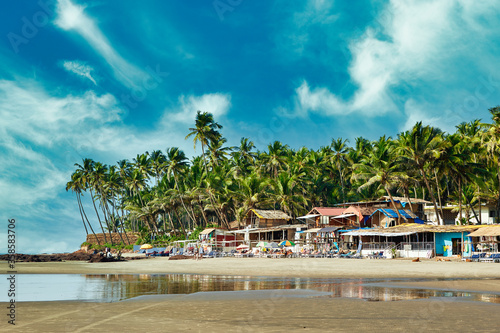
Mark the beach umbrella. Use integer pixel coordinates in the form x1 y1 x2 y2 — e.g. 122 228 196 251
269 242 279 249
140 244 153 249
279 240 295 247
236 244 249 250
256 241 269 248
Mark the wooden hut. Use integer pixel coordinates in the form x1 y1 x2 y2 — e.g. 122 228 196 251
244 209 292 228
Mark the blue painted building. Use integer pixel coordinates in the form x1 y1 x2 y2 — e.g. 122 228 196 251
434 232 472 257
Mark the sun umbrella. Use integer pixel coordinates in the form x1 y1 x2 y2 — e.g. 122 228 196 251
256 241 269 247
236 244 249 250
140 244 153 249
279 240 295 247
269 242 279 249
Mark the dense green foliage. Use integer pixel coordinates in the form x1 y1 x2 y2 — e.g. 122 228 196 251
67 107 500 243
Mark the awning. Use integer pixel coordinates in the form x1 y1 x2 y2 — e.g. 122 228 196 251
200 228 216 235
331 213 356 219
318 226 341 233
342 230 418 237
303 228 322 233
467 226 500 237
297 214 320 219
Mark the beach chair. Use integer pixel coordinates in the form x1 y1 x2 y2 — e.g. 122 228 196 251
474 252 487 262
492 253 500 263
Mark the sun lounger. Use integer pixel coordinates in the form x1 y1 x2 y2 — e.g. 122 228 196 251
480 253 500 263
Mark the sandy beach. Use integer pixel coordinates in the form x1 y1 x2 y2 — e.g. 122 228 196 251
2 258 500 332
11 256 500 279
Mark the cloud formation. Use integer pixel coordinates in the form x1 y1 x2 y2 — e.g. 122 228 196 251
169 93 232 124
54 0 147 88
62 60 97 85
279 0 500 132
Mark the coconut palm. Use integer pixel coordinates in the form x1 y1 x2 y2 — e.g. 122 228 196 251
398 122 444 225
352 136 403 224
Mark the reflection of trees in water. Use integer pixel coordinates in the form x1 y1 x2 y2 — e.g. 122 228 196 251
82 275 500 303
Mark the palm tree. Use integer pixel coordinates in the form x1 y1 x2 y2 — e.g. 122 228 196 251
66 171 100 245
260 141 289 178
398 122 444 225
75 158 109 243
330 138 349 204
166 147 197 224
269 171 308 218
352 136 403 224
185 111 225 224
484 106 500 220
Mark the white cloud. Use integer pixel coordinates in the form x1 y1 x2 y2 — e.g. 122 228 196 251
62 60 97 85
279 0 500 129
0 78 234 253
54 0 147 88
168 93 232 124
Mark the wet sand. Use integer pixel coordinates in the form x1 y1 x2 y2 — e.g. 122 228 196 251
3 258 500 332
2 292 500 332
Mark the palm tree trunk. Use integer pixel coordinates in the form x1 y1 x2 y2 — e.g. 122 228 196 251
337 161 345 204
167 212 178 236
420 167 442 225
458 178 463 223
90 189 108 243
434 170 445 220
198 200 209 227
77 193 100 245
385 187 402 225
174 174 197 225
76 192 89 235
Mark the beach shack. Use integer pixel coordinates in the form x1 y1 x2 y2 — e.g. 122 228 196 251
369 208 424 227
198 228 240 252
343 224 481 258
297 207 347 227
467 226 500 253
244 209 292 228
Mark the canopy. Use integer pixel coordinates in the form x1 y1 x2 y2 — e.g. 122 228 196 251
369 209 417 219
297 214 320 219
331 213 356 219
467 226 500 237
200 228 216 235
318 226 341 233
303 228 322 233
342 230 418 237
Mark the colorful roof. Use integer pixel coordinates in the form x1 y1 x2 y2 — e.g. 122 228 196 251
308 207 345 216
250 209 291 220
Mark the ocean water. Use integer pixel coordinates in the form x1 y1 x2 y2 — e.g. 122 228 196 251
0 274 499 303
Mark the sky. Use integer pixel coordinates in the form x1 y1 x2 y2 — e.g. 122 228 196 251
1 0 500 254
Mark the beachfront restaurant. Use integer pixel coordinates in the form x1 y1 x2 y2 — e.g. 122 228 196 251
342 224 481 258
467 226 500 253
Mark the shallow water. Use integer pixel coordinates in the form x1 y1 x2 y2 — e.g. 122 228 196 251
1 274 499 303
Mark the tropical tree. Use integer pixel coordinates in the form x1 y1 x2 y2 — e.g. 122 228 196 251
398 122 444 225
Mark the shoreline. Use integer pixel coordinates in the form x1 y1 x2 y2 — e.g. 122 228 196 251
5 257 500 279
3 258 500 332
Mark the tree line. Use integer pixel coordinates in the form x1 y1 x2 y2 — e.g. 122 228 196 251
66 107 500 244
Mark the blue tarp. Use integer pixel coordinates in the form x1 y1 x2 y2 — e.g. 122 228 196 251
369 208 415 219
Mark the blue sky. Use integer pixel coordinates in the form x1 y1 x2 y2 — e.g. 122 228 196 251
2 0 500 254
